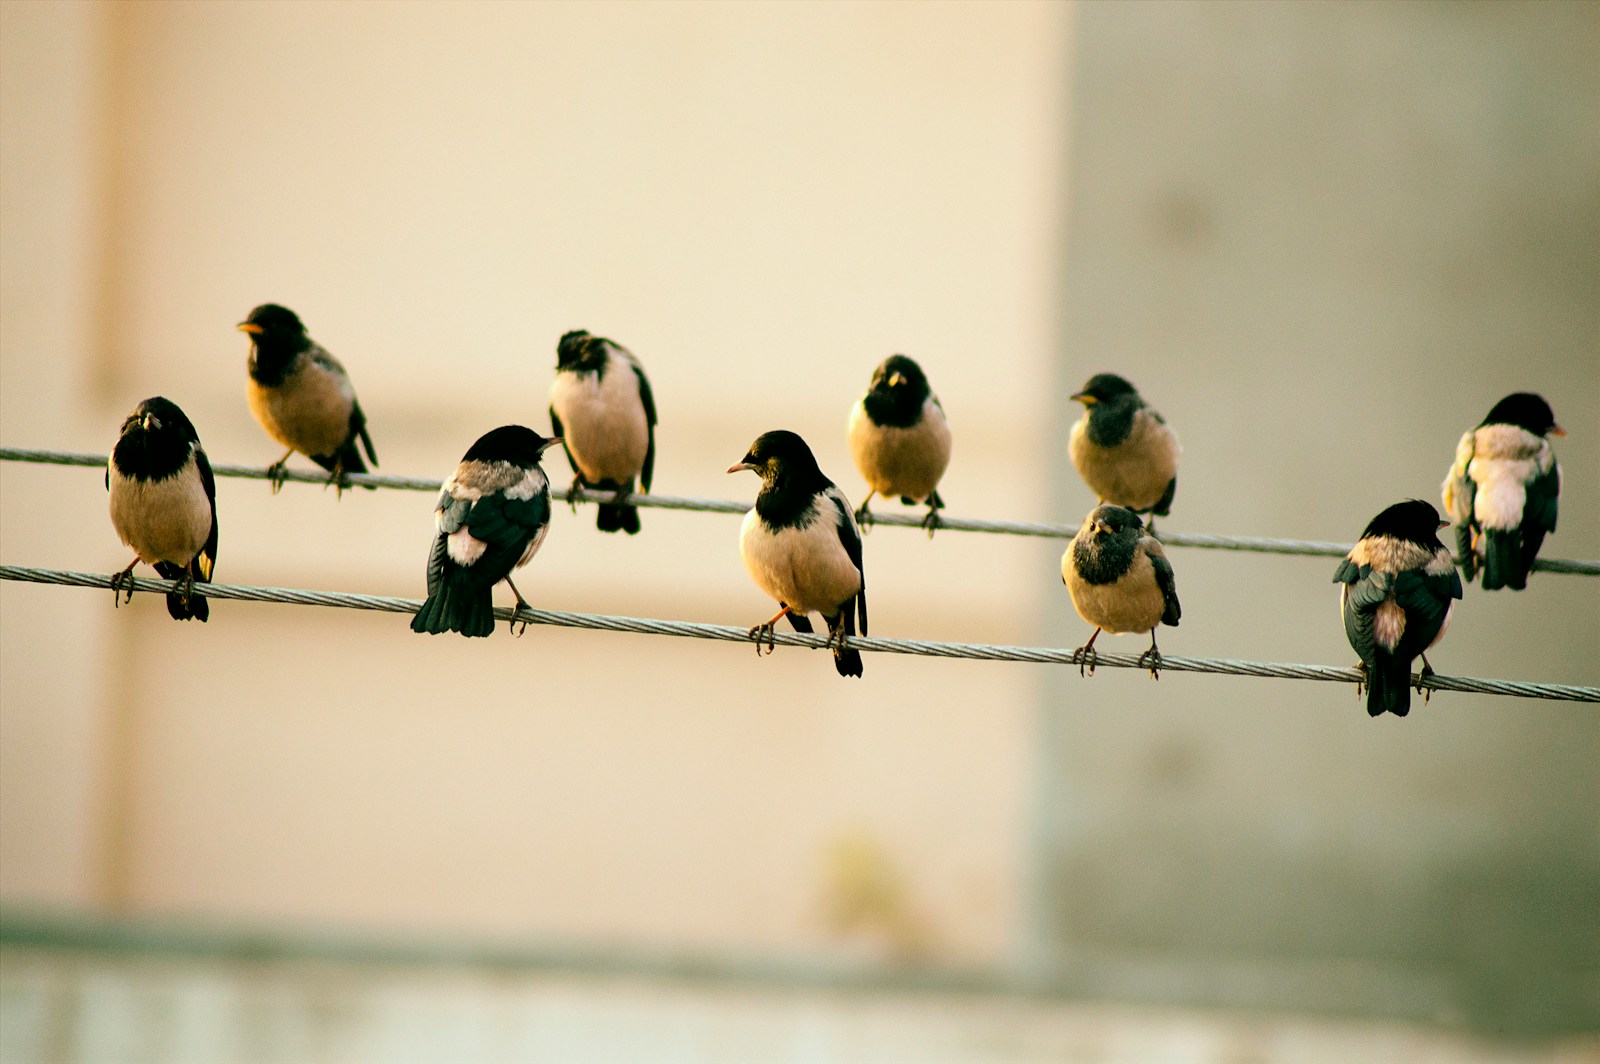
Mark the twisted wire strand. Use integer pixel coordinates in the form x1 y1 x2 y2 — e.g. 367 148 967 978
4 446 1595 575
4 565 1594 703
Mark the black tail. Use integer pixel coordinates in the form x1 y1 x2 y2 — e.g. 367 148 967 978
1481 529 1525 591
1456 525 1479 584
1366 652 1411 717
1151 476 1177 518
411 583 495 637
828 609 864 679
595 503 640 534
153 561 207 622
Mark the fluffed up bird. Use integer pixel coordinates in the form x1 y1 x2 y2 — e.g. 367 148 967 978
1441 392 1563 591
848 354 952 535
1062 504 1181 679
547 329 657 534
730 430 868 678
1068 373 1180 531
412 425 561 638
106 396 219 621
239 303 378 495
1333 499 1462 717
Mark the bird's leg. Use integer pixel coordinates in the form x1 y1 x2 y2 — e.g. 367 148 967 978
1070 628 1102 678
565 476 584 512
503 576 531 637
1137 630 1163 681
748 604 792 656
824 616 847 652
1353 661 1368 700
110 558 140 607
1417 653 1435 703
266 449 294 494
921 493 944 538
325 456 350 499
853 491 876 532
1144 515 1159 537
179 562 196 606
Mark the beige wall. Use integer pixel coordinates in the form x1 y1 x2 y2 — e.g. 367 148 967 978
1 0 1070 966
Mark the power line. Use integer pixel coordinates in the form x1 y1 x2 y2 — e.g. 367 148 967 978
4 447 1595 574
4 565 1594 703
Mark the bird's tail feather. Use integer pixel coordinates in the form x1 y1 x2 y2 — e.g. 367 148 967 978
1366 652 1411 717
595 503 640 535
153 561 208 622
833 646 864 678
412 584 495 637
829 608 864 678
1481 530 1524 591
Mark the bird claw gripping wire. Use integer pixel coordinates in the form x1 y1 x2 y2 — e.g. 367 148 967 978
265 458 291 495
920 506 942 539
748 623 778 656
1417 656 1435 703
1138 644 1163 681
1071 644 1098 678
109 562 138 607
565 477 584 514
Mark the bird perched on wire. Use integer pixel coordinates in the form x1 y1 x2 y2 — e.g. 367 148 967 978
1068 373 1179 531
1441 392 1563 591
106 396 218 622
1062 504 1181 679
848 354 952 535
1333 499 1462 717
547 329 657 535
412 425 561 638
238 303 378 495
729 430 868 678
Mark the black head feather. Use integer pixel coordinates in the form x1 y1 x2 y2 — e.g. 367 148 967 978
1071 373 1147 448
556 329 610 373
731 430 834 527
1070 504 1147 585
1480 393 1560 437
1072 373 1142 405
862 354 933 429
1359 499 1448 550
462 425 560 467
113 396 201 481
240 303 313 384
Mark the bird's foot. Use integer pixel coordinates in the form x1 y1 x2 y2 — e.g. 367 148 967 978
748 623 777 656
1353 661 1368 700
179 567 196 607
505 577 531 636
266 460 290 494
1137 644 1163 681
325 462 351 499
1417 656 1435 703
110 562 139 607
565 477 583 512
1070 644 1098 678
921 506 942 539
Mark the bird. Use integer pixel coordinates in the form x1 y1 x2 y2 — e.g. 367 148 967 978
106 396 219 622
847 354 952 535
729 430 868 678
1441 392 1563 591
1333 499 1463 717
238 303 378 495
411 425 561 638
1068 373 1180 531
547 329 657 534
1061 504 1181 679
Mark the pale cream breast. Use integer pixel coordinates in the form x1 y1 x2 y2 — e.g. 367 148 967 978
740 507 862 617
1068 410 1180 511
108 463 212 568
1465 424 1553 529
847 397 952 501
248 356 355 457
549 359 650 484
1062 548 1166 635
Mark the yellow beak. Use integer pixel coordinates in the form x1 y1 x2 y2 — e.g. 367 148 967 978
237 322 262 335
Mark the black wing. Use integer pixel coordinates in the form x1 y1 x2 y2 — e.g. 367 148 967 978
828 489 867 637
1524 456 1559 535
1334 559 1385 665
350 399 378 467
633 362 657 493
455 488 550 593
195 448 219 581
1148 543 1180 626
1391 564 1462 658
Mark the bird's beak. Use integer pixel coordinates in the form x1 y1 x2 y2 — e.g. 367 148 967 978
727 458 756 474
888 372 905 388
1551 424 1567 438
1071 392 1095 406
237 322 262 335
540 437 563 454
141 412 158 432
1437 519 1450 531
1092 520 1111 535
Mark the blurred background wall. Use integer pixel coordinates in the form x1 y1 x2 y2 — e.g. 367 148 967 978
1 1 1596 1059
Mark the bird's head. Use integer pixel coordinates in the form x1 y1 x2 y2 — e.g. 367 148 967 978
462 425 563 467
1361 499 1449 548
1482 392 1564 438
1070 373 1140 408
556 329 602 370
119 396 195 442
869 354 929 397
728 429 822 484
238 304 310 351
1083 503 1145 541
